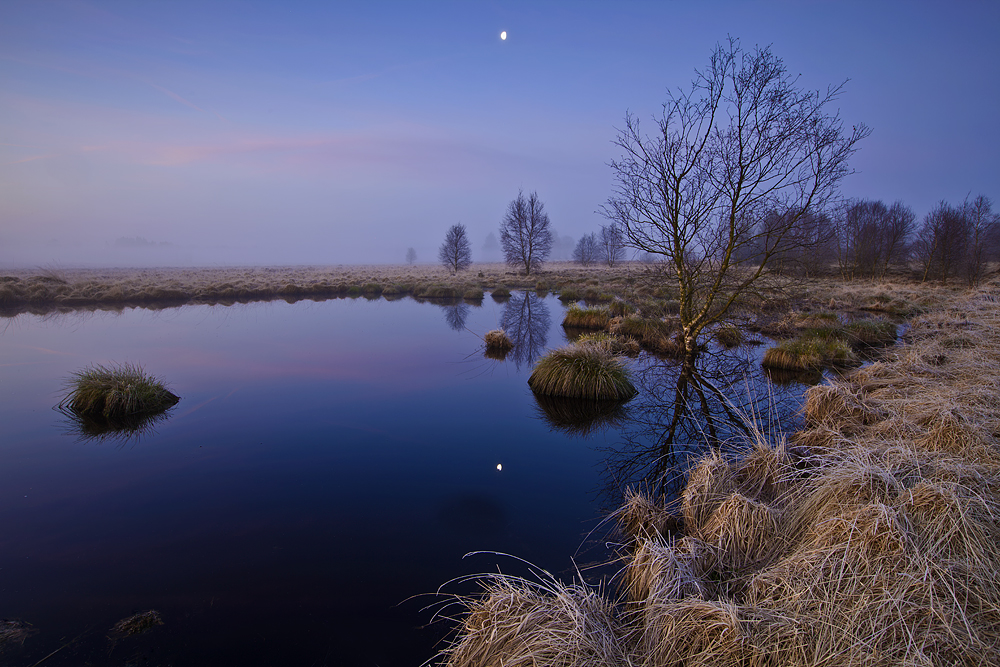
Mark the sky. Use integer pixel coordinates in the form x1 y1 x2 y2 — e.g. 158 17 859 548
1 0 998 268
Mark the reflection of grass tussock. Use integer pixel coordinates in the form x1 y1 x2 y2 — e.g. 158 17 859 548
532 392 631 436
0 619 36 649
562 305 610 329
444 292 1000 667
59 363 179 421
528 345 636 401
110 610 163 637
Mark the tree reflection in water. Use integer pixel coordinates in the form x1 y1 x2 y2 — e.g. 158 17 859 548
442 300 471 331
601 345 807 504
498 292 550 369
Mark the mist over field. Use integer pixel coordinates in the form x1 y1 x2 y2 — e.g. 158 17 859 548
2 1 997 269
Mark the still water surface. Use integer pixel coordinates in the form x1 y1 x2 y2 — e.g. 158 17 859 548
0 294 808 666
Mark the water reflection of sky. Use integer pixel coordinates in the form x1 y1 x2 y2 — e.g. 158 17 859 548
0 295 812 666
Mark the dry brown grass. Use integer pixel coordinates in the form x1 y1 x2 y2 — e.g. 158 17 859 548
484 329 514 354
441 279 1000 667
438 572 628 667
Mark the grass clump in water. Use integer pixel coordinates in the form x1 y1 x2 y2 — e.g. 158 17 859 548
762 335 857 371
484 329 514 355
59 363 179 421
562 305 611 330
714 324 743 348
843 319 897 346
490 286 511 300
558 287 582 302
528 344 636 401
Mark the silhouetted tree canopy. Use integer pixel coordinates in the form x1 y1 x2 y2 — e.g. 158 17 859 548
573 233 599 266
500 190 553 276
439 224 472 273
604 38 869 356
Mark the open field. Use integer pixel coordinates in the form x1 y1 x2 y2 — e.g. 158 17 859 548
0 261 980 320
439 280 1000 666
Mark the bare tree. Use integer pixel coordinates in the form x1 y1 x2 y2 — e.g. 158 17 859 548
916 196 1000 285
406 247 417 265
603 38 868 355
916 201 969 283
964 195 1000 286
834 199 914 279
573 233 599 265
599 223 627 267
500 190 553 276
438 224 472 273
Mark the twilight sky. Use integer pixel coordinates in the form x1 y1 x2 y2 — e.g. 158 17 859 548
2 0 998 268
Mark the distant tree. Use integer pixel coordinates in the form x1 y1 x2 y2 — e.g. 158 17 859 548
599 223 626 267
603 39 868 356
481 232 502 262
916 201 970 283
963 195 1000 286
573 233 599 266
438 224 472 273
916 196 1000 285
834 199 914 279
550 231 576 260
406 247 417 265
500 190 553 276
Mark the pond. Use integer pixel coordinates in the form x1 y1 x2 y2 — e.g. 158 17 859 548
0 293 812 666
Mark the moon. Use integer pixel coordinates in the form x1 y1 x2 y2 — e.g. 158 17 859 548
500 31 507 40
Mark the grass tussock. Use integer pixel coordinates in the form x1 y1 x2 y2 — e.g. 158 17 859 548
576 332 641 356
484 329 514 354
443 288 1000 667
58 363 179 421
528 345 636 401
714 324 743 348
490 286 511 300
562 305 611 330
438 572 628 667
608 315 681 355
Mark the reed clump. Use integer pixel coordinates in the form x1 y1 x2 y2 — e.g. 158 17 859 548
528 344 636 401
562 305 611 330
58 363 179 421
